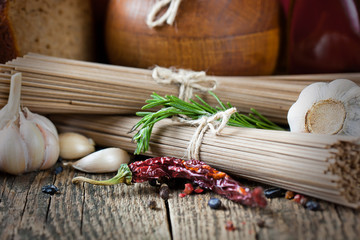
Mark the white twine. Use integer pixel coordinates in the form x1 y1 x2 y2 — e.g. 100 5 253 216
152 66 217 102
146 0 182 28
178 107 237 160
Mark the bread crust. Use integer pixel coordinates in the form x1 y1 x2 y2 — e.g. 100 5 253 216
0 0 18 63
0 0 95 63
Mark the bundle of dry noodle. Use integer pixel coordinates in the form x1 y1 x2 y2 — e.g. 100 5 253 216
50 114 360 209
0 53 360 124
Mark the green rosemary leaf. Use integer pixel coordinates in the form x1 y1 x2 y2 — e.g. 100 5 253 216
240 114 263 126
227 121 256 128
132 91 284 154
250 108 280 127
169 101 206 115
151 92 166 100
142 100 170 109
215 106 224 112
194 95 216 113
147 113 174 126
230 114 254 128
209 91 227 110
136 111 153 117
189 99 215 114
130 119 146 133
167 95 202 110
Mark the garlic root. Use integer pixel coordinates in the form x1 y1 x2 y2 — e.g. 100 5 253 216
59 132 95 160
305 99 346 134
288 79 360 136
63 148 130 173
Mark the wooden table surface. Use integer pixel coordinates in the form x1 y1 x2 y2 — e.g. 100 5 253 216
1 161 359 240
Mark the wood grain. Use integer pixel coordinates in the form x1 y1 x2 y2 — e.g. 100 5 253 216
105 0 280 76
1 167 359 239
79 176 170 239
167 184 360 240
0 166 170 240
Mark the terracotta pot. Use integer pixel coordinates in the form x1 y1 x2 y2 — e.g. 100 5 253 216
105 0 280 76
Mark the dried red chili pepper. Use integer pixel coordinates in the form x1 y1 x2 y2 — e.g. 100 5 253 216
285 190 295 200
72 157 267 208
179 183 203 198
225 220 236 231
183 183 194 195
194 187 204 194
179 193 187 198
293 194 307 206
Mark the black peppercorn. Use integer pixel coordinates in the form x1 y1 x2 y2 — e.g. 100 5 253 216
41 185 59 195
54 166 63 175
208 198 221 209
148 179 158 187
305 201 321 211
256 219 266 228
148 200 157 210
264 187 286 199
159 184 170 200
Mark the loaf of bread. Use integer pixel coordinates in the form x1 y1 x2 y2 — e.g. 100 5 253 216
0 0 95 63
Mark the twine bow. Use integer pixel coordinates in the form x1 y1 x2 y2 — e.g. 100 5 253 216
152 66 217 102
178 107 237 160
146 0 182 28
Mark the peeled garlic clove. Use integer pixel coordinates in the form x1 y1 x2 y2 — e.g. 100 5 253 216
64 148 130 173
288 79 360 136
59 132 95 160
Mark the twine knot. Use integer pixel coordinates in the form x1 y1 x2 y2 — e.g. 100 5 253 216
147 0 182 28
152 66 217 102
179 107 237 160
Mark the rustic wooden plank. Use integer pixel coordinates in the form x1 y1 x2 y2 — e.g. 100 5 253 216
44 167 85 239
333 205 360 240
1 167 360 239
75 173 171 239
0 166 172 240
0 173 19 240
12 170 55 239
0 172 41 240
256 199 344 240
168 190 262 240
0 166 85 240
167 181 360 240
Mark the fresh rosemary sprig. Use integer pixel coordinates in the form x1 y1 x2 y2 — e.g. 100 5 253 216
131 91 284 154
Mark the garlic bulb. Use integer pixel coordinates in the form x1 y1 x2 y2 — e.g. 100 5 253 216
59 132 95 160
63 148 130 173
287 79 360 136
0 73 60 175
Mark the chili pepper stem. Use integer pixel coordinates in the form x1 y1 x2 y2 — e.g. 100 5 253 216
72 164 133 185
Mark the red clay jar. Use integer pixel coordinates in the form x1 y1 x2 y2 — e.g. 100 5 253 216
287 0 360 74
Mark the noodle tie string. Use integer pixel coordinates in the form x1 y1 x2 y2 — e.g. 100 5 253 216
152 66 217 102
146 0 182 28
176 107 237 160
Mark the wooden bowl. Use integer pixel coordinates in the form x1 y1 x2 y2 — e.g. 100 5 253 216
105 0 280 76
